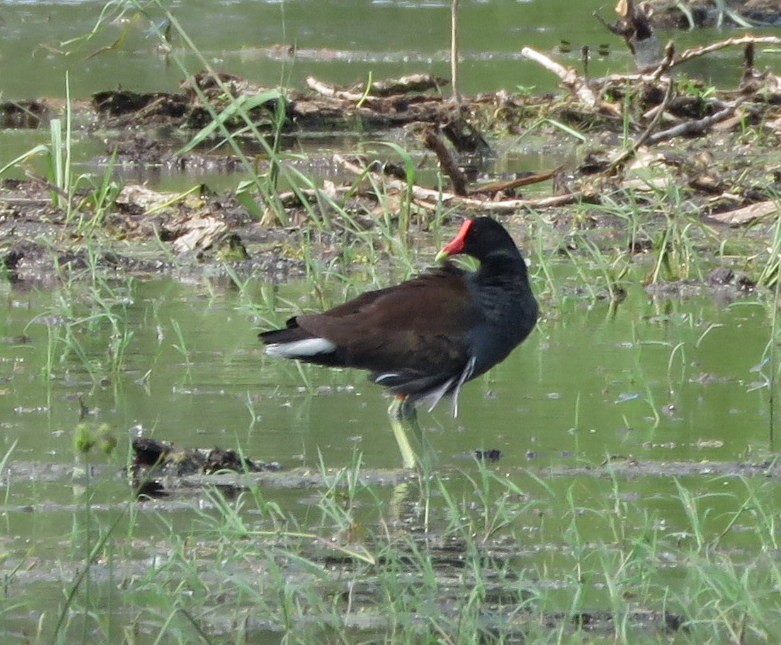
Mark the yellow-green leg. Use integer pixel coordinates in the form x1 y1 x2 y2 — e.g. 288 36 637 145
388 396 420 469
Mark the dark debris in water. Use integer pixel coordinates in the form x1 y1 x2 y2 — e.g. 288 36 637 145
131 436 282 474
130 436 282 498
0 99 48 128
120 453 781 503
474 449 503 462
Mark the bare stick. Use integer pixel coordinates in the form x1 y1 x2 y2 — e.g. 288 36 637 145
335 154 582 212
468 167 560 196
306 76 364 102
664 35 781 72
685 35 781 62
451 0 460 103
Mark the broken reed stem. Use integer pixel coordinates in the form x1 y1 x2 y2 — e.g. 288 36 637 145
451 0 460 104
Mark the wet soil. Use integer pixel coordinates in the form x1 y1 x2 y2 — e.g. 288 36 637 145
2 4 781 288
2 44 781 298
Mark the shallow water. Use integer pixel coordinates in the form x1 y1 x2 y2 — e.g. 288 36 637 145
1 258 778 641
1 267 772 474
0 0 764 100
3 0 634 99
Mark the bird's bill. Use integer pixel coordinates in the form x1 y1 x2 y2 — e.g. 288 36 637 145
435 219 473 263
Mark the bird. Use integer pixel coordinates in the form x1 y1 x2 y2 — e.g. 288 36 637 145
259 217 538 468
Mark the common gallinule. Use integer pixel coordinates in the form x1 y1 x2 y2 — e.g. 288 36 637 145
260 217 538 468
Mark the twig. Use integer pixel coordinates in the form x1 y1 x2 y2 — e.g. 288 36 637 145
665 35 781 71
467 167 560 196
645 98 746 146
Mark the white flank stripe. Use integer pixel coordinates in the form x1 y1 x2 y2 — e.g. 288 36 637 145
374 372 399 383
266 338 336 358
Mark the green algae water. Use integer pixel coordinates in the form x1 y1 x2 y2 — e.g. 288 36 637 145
0 0 757 101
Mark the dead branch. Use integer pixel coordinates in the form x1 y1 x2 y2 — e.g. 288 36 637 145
588 37 781 93
308 74 448 103
420 127 468 196
335 154 582 212
350 74 447 97
520 47 596 106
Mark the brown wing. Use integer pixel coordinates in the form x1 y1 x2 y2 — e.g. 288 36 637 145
296 266 480 375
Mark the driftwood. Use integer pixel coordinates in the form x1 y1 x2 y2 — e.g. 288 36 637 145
520 47 597 106
306 76 367 102
306 74 447 102
352 74 447 97
709 201 779 227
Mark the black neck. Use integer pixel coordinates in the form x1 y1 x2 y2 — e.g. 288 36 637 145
479 249 528 279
